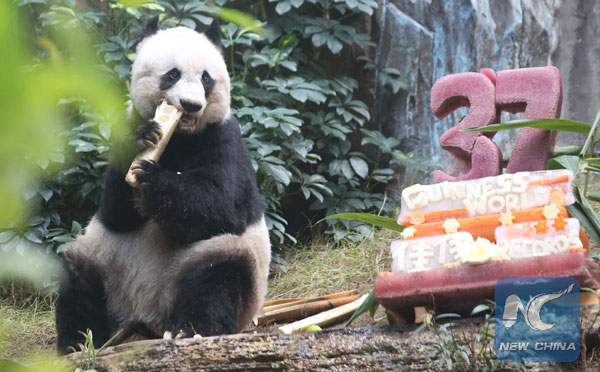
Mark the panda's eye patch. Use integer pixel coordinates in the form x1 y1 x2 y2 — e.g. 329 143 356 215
166 68 180 81
201 71 215 98
160 68 181 91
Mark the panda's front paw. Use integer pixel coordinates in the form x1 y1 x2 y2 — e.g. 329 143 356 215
136 119 163 150
130 159 160 188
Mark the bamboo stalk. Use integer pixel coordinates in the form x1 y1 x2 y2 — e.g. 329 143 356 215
258 295 361 325
125 100 182 187
263 297 308 308
263 289 358 314
278 294 367 335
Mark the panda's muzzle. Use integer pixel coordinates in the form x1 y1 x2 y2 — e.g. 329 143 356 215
180 99 202 113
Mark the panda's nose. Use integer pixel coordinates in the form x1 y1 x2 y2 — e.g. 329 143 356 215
180 99 203 113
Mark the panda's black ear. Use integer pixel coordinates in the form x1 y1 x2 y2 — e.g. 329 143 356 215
204 19 222 49
134 16 159 48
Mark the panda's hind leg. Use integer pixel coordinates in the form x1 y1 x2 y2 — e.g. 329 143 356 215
169 252 253 337
55 258 116 354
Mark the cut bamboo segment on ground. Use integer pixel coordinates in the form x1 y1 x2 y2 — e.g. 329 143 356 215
258 295 361 325
262 289 358 314
278 294 367 335
262 297 308 308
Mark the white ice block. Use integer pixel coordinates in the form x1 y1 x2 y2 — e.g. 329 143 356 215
390 218 584 274
398 170 574 225
391 232 474 273
495 218 583 259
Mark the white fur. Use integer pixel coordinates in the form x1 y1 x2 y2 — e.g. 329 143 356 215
67 217 271 331
131 27 231 128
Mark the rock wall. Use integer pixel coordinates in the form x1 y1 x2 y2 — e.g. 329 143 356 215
375 0 599 181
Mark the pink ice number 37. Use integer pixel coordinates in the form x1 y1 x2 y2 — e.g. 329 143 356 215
431 67 562 183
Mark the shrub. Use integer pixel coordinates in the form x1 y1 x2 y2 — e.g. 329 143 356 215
3 0 417 272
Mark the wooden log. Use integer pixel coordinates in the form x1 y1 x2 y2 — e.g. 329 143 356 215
67 325 430 372
65 305 600 372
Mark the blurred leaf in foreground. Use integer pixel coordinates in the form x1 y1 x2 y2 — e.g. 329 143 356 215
0 2 127 227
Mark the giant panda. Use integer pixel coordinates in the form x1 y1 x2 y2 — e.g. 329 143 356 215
55 17 271 353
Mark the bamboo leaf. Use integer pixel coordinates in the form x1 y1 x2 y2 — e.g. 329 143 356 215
461 118 591 134
325 213 404 232
580 95 600 157
435 313 461 320
547 155 580 174
573 187 600 233
589 192 600 203
566 191 600 246
552 146 583 157
470 304 491 316
345 289 378 327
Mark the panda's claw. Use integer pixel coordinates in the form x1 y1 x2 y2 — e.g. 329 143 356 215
136 119 163 149
131 159 160 188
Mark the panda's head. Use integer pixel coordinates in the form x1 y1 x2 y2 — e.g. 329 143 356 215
130 17 230 133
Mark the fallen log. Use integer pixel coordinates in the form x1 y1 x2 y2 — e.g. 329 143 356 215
65 304 600 372
66 324 435 372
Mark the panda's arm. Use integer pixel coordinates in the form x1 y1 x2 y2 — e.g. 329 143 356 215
96 116 159 233
132 160 258 243
97 165 148 232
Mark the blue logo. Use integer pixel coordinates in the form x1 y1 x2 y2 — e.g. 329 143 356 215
495 277 580 362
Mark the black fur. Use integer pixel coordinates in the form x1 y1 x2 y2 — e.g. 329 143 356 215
160 68 181 91
169 253 253 336
202 71 214 98
134 16 159 47
204 19 222 49
55 260 116 354
107 115 263 244
97 165 148 232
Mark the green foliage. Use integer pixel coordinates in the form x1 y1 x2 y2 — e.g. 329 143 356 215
421 302 526 371
75 329 122 371
4 0 415 266
344 288 378 326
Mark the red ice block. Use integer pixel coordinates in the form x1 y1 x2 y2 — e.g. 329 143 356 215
375 252 599 313
431 72 502 183
496 67 562 173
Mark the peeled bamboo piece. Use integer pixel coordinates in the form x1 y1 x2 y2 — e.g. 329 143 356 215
125 100 182 187
278 294 367 335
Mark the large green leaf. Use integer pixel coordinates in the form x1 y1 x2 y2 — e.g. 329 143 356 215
462 118 591 134
325 213 404 232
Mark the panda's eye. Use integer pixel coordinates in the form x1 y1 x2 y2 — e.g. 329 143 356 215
202 71 211 84
166 68 180 81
